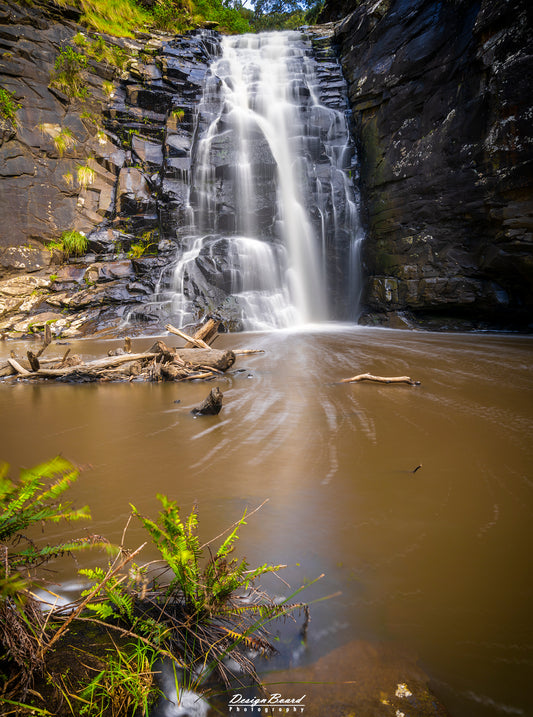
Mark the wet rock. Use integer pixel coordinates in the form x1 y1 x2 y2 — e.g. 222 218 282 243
271 639 447 717
117 167 154 215
0 274 50 297
84 260 135 284
0 246 51 276
131 135 164 168
329 0 533 328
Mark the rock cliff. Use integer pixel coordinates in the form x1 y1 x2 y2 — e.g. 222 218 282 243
0 0 218 338
325 0 533 329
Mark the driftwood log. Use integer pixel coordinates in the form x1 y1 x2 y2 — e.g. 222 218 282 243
184 318 220 347
0 320 245 383
340 373 421 386
191 387 224 415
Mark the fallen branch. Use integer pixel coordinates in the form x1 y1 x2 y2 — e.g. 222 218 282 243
35 353 157 378
35 323 52 358
27 351 40 372
0 319 254 384
185 317 220 347
165 323 210 349
340 373 420 386
233 349 265 356
7 358 30 376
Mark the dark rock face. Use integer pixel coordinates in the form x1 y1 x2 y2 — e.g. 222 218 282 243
328 0 533 329
0 0 219 338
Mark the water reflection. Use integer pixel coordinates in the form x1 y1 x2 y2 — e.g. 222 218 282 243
1 327 532 716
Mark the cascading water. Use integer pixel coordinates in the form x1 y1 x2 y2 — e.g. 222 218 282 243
165 30 363 330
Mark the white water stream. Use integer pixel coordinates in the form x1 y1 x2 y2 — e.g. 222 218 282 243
167 31 363 330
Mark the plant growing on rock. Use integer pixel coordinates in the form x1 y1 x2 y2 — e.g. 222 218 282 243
102 80 114 99
50 46 89 99
171 107 185 122
48 230 88 258
54 127 76 157
77 163 96 187
0 86 21 125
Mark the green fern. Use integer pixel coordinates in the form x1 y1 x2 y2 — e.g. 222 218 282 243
80 566 136 623
0 457 90 544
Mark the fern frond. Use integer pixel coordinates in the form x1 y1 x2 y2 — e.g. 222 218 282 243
217 511 247 560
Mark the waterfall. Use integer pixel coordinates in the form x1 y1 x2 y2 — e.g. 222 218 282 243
167 30 363 331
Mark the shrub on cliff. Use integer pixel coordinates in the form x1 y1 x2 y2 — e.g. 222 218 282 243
0 86 21 125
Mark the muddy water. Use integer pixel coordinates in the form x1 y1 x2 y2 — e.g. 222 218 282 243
1 326 532 716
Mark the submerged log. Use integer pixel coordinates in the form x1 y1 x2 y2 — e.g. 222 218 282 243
340 373 421 386
192 387 223 415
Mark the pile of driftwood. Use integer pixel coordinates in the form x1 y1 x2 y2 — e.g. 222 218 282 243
0 320 258 384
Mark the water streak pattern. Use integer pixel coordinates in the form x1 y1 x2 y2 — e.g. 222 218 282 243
168 31 362 329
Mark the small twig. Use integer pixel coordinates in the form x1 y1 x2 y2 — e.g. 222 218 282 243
200 499 270 550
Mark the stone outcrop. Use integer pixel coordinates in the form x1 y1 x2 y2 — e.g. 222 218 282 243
324 0 533 329
0 0 219 338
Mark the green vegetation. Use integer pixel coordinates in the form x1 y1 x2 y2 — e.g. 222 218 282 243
127 231 158 258
73 31 128 70
50 45 89 99
53 0 251 36
77 163 97 187
1 458 311 714
0 86 21 124
0 457 106 695
48 229 89 257
54 127 77 156
74 640 161 717
250 0 324 30
72 0 152 37
171 107 185 122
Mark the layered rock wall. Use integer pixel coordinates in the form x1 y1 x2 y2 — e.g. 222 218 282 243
0 0 218 337
328 0 533 329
